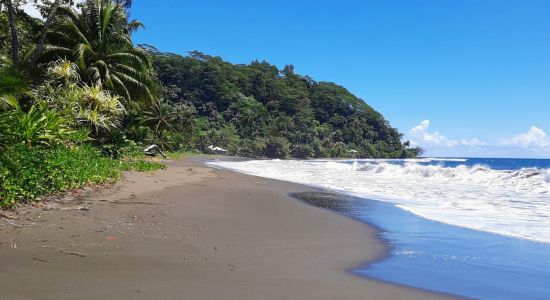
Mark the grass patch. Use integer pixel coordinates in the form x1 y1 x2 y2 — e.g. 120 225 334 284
121 158 166 172
0 144 165 208
166 150 198 160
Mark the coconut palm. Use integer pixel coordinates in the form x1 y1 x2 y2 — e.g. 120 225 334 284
42 0 157 102
137 99 176 139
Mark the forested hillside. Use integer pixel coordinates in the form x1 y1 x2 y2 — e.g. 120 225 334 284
150 49 422 158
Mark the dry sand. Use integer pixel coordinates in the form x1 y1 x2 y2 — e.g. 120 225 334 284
0 157 460 299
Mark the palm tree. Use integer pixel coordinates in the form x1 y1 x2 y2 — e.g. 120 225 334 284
5 0 19 67
138 99 176 140
42 0 157 102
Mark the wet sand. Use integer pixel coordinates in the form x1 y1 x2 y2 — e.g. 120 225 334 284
0 157 459 299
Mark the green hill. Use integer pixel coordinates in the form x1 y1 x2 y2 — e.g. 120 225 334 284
149 49 422 158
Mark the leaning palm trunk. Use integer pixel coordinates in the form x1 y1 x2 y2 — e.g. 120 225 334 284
6 0 19 67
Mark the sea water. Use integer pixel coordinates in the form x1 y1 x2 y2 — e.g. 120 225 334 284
207 158 550 300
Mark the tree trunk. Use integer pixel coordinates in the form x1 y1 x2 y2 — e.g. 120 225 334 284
6 0 19 67
30 0 61 68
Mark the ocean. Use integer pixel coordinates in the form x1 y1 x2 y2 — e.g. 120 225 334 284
207 158 550 300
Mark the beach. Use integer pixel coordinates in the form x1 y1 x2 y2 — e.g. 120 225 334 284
0 157 458 300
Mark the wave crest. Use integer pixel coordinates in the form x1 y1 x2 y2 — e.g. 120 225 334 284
351 161 546 184
208 159 550 243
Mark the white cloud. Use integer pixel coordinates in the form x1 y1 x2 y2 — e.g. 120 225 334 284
21 2 43 19
458 137 485 147
407 121 550 158
21 0 85 20
500 126 550 148
408 120 484 148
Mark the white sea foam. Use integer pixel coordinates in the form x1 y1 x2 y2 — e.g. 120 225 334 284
207 159 550 244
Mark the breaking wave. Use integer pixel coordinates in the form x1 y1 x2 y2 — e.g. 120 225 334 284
208 159 550 244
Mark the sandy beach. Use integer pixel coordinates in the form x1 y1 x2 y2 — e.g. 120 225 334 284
0 157 459 300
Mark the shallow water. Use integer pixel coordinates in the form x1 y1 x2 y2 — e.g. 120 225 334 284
292 192 550 300
208 158 550 300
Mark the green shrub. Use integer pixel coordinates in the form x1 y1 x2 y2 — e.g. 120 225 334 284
250 139 268 157
208 124 240 153
32 80 125 134
236 138 266 157
310 139 327 158
328 142 349 158
159 130 189 151
0 106 74 147
265 136 290 158
121 159 166 172
291 144 314 159
99 131 129 159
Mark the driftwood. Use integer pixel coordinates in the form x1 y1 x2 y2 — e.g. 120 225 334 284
144 144 167 158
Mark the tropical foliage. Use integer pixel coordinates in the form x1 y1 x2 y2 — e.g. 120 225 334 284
0 67 27 109
33 60 126 134
0 104 74 147
42 0 157 101
0 0 164 208
0 144 165 207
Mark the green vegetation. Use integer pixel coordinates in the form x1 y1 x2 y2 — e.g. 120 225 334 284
42 0 157 101
0 0 421 207
150 50 423 158
0 0 164 208
0 144 163 207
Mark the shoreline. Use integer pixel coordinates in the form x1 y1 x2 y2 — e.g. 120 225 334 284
210 157 550 300
287 191 458 298
288 191 393 263
288 191 471 299
1 156 459 299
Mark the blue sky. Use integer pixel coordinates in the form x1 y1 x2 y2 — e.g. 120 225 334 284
127 0 550 157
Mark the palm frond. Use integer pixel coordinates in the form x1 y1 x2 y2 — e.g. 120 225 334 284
108 73 131 101
73 43 96 70
40 0 158 102
127 19 144 34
